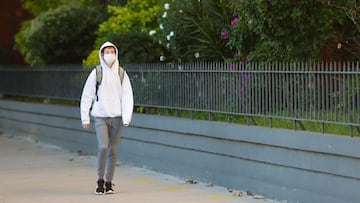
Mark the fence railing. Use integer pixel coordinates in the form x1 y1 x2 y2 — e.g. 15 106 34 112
0 62 359 136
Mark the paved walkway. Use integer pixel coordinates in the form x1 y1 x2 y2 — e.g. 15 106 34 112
0 131 282 203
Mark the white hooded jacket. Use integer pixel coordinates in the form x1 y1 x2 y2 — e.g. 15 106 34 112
80 41 134 126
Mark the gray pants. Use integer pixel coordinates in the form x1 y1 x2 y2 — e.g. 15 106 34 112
94 117 122 182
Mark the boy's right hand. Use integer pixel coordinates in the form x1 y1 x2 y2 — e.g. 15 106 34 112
82 124 90 129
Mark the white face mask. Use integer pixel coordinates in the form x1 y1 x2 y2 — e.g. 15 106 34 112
104 53 116 66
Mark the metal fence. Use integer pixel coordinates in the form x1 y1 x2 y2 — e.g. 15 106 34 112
1 62 359 135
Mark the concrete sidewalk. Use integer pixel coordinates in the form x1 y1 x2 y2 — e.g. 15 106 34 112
0 131 282 203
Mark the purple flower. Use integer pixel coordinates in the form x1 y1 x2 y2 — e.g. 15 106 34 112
221 30 229 40
240 73 252 80
246 55 252 62
239 89 244 96
229 63 235 71
231 17 239 27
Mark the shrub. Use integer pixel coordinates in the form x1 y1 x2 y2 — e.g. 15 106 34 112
15 3 103 65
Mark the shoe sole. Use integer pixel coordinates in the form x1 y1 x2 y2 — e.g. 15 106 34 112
105 190 114 194
95 188 105 195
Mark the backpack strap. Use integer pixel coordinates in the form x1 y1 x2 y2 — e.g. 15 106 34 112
119 66 125 84
95 65 102 101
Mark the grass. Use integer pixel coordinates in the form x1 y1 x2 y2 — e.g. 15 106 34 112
140 107 359 137
2 95 359 137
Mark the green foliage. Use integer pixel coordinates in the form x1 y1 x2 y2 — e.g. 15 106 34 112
329 0 360 60
21 0 74 15
21 0 112 15
82 50 99 68
83 0 164 66
17 0 360 65
225 0 347 62
0 44 10 64
15 3 104 65
153 0 233 62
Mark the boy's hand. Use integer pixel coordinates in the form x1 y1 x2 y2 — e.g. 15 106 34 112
82 124 90 129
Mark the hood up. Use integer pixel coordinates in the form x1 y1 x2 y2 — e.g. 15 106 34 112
98 41 119 68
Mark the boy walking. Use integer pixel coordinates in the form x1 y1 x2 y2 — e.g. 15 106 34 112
80 41 134 194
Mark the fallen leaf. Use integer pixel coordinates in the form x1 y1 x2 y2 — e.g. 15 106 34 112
77 150 92 156
246 190 254 196
206 183 214 187
185 179 198 184
234 191 242 196
77 150 83 156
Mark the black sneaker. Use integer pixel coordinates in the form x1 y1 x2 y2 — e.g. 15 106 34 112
95 179 105 195
105 181 114 194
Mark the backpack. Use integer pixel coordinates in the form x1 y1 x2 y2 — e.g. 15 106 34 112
95 65 125 101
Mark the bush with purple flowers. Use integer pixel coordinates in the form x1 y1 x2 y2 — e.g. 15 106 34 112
222 0 358 62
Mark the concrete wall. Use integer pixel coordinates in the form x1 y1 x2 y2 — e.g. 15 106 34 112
0 99 359 203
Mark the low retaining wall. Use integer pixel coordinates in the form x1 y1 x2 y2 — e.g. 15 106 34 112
0 100 359 203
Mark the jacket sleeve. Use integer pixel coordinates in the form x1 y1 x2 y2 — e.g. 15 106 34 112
121 71 134 125
80 69 96 125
